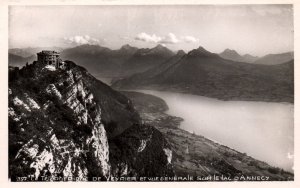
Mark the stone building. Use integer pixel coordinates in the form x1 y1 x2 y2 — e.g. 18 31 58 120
37 50 62 68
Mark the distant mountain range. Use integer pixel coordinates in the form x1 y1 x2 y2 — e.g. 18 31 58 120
120 44 175 76
253 52 294 65
9 45 294 101
9 47 64 58
9 47 64 67
219 49 258 63
219 49 294 65
113 46 294 103
60 44 137 77
8 53 36 67
9 45 293 69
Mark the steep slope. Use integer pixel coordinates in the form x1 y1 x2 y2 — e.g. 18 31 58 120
120 44 175 76
9 61 173 181
113 46 294 103
219 49 258 63
253 52 293 65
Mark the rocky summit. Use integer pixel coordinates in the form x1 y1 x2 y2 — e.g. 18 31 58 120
8 60 173 181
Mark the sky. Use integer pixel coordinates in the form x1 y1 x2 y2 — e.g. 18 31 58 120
9 5 293 56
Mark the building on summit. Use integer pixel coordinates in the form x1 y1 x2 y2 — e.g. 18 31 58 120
37 51 62 68
36 50 71 70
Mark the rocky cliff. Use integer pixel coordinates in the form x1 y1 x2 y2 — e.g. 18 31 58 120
9 61 173 181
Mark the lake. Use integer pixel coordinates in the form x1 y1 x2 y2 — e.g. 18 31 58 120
136 90 294 172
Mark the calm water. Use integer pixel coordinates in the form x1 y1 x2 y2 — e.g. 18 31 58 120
136 90 294 172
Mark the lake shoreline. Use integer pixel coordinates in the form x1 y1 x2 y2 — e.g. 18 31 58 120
113 83 294 103
121 90 294 180
132 89 293 172
98 76 293 104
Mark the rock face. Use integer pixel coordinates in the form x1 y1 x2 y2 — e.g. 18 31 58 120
109 124 174 178
9 61 173 181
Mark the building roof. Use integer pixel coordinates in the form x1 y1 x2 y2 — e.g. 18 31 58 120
37 50 60 55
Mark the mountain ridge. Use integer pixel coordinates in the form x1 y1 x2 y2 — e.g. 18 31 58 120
253 51 294 65
219 49 258 63
113 46 294 103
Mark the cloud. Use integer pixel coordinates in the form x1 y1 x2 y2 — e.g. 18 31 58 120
181 36 199 43
64 35 101 45
160 33 180 44
135 32 162 43
135 32 198 44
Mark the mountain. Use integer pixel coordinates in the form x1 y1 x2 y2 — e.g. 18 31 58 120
243 53 259 63
253 52 294 65
9 44 139 79
9 47 64 58
9 47 63 68
118 44 139 55
114 50 186 87
60 44 139 78
219 49 258 63
9 49 294 181
119 44 175 76
113 46 294 103
60 44 114 76
9 53 36 67
9 44 174 79
9 60 174 181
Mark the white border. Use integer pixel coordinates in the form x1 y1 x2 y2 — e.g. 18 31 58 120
0 0 299 188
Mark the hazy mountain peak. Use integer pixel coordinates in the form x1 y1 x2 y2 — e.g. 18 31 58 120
221 49 241 57
118 44 138 55
72 44 106 50
63 44 111 55
154 44 165 49
218 48 259 63
196 46 212 53
188 46 215 57
243 54 257 58
148 44 174 56
120 44 137 50
254 51 294 65
176 50 186 56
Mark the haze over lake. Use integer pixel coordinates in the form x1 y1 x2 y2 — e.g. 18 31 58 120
136 90 294 172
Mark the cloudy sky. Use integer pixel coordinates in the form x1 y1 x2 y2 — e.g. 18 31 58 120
9 5 293 56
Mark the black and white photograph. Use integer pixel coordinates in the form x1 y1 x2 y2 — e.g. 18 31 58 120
5 1 297 183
